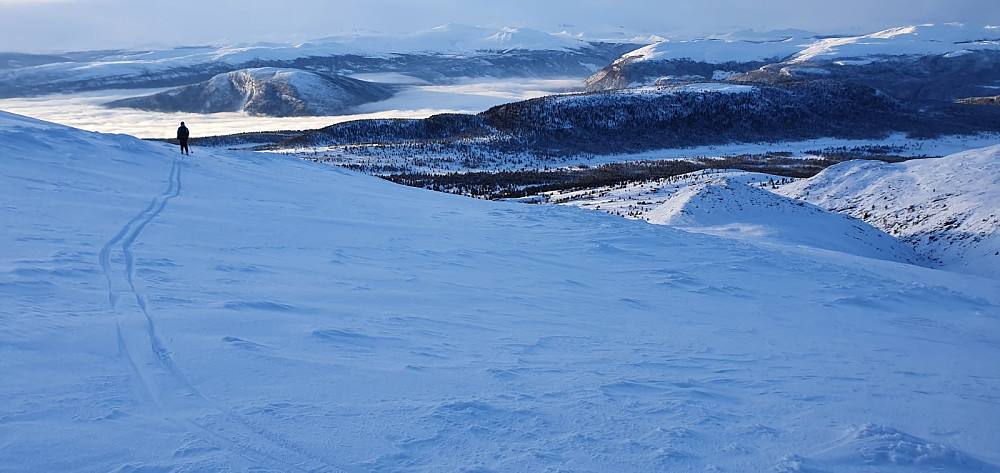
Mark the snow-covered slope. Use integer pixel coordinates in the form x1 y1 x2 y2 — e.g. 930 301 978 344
643 174 917 263
542 170 916 264
105 67 393 117
2 111 1000 471
775 147 1000 279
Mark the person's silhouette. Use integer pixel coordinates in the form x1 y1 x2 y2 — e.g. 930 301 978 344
177 122 190 155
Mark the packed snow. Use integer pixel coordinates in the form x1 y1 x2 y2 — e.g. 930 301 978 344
2 111 1000 471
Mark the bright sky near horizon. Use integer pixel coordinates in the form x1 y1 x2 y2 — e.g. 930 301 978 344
0 0 995 52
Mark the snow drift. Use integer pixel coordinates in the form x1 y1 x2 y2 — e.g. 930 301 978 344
2 111 999 471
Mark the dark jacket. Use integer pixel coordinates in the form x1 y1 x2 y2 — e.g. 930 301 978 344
177 125 189 141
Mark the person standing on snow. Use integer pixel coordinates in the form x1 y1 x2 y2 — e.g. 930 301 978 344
177 121 190 155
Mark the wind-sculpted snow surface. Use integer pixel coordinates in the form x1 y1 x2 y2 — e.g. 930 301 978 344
776 146 1000 279
2 111 1000 471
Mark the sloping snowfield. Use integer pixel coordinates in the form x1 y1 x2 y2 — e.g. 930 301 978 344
2 111 999 471
777 148 1000 280
541 170 920 265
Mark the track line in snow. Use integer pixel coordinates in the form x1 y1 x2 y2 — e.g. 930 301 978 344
100 157 354 472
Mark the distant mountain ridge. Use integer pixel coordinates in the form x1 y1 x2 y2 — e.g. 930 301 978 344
105 68 393 117
587 23 1000 101
248 79 1000 159
0 26 639 98
585 35 809 91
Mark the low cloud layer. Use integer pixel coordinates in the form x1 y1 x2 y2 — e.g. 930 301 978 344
0 78 580 138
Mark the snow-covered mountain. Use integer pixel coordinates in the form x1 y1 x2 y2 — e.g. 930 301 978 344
775 146 1000 279
744 23 1000 102
588 23 1000 100
0 26 636 98
105 67 393 117
786 23 999 63
2 110 1000 471
585 33 810 90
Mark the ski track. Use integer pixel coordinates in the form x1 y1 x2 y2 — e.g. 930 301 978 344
98 156 353 472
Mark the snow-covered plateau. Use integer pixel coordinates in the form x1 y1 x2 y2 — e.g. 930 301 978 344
2 110 999 471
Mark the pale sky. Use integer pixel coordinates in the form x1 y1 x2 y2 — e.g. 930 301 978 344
0 0 995 52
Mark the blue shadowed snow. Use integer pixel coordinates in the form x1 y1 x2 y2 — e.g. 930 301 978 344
1 110 998 471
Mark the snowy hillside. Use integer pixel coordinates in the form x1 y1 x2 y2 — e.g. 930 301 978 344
775 146 1000 279
645 174 917 263
541 170 916 264
105 67 393 117
2 111 1000 471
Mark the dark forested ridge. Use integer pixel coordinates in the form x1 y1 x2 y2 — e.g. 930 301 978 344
736 50 1000 102
238 79 999 159
179 76 1000 200
584 57 776 92
278 113 492 147
480 81 905 154
378 150 919 200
